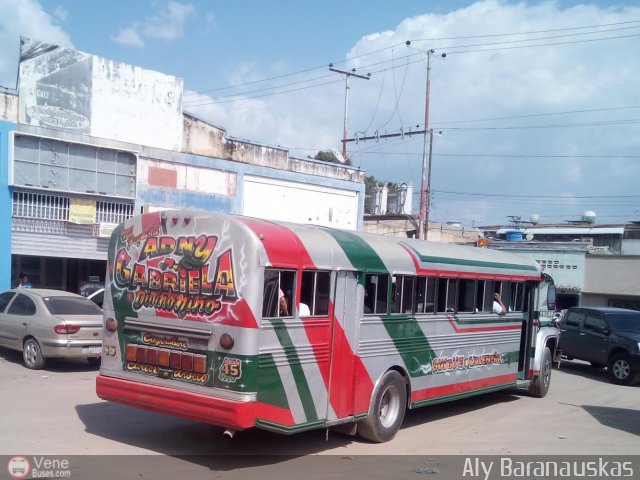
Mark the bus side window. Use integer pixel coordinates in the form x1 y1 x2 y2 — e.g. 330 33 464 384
500 281 513 312
483 280 495 312
262 269 296 318
300 270 331 317
364 273 389 315
458 279 476 312
446 279 459 312
511 282 525 312
415 277 436 314
392 275 415 314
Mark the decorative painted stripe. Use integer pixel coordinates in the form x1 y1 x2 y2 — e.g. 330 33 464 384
402 243 539 272
331 309 376 418
446 315 522 333
213 298 258 329
399 244 540 281
411 373 518 404
323 229 435 381
269 318 318 422
256 353 290 410
255 401 295 426
321 228 387 272
237 217 315 269
255 418 327 434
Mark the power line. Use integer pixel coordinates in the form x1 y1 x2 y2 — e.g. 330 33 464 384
409 19 640 42
349 150 640 159
185 20 640 98
432 190 640 199
432 105 640 125
185 28 640 107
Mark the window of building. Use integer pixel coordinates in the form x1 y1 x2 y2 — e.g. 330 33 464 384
13 134 137 198
262 269 296 318
363 273 389 315
300 271 331 317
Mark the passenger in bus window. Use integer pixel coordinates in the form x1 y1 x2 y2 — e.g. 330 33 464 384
492 293 507 316
299 302 311 317
278 289 289 316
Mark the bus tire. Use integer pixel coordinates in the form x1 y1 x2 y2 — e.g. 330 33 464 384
358 370 406 443
529 346 552 398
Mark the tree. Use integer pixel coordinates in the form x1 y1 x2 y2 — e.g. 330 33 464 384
313 150 352 166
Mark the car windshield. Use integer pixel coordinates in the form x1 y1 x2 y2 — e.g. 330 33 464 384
607 313 640 332
44 296 103 315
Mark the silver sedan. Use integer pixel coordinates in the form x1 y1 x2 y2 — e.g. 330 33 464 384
0 289 103 369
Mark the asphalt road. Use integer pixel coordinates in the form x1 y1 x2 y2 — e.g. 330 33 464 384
0 348 638 478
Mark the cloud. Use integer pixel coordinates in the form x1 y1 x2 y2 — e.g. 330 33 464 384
186 0 640 224
0 0 72 88
113 27 145 48
53 5 67 21
112 1 196 48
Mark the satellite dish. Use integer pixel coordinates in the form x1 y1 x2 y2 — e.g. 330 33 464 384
331 148 346 164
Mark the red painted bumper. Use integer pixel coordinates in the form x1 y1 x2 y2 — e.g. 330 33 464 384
96 374 256 430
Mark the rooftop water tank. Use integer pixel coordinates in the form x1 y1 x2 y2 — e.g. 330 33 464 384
506 230 524 242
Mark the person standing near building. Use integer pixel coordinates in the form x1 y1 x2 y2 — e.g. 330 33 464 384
17 272 32 289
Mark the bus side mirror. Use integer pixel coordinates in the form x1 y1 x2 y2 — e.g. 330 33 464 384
546 284 556 311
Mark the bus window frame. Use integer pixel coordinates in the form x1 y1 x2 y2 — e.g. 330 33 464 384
262 268 297 319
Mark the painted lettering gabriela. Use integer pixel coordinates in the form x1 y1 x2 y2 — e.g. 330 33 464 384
113 232 238 318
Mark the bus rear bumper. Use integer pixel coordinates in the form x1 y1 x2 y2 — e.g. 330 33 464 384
96 374 256 430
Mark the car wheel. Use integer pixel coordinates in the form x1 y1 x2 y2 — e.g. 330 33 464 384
23 338 46 370
529 347 552 398
358 370 407 443
590 362 606 369
607 353 638 386
87 357 101 367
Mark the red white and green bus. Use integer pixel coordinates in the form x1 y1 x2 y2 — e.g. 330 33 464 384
96 209 559 442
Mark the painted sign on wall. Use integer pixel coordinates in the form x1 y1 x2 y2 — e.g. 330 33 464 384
18 37 183 151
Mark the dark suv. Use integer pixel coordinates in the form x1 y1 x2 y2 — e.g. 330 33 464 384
559 307 640 385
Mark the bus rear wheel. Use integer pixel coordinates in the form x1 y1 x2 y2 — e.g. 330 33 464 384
358 370 407 443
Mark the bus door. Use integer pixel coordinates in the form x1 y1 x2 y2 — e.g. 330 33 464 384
517 282 535 380
325 270 360 422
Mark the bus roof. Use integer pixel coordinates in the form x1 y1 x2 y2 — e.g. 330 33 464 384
223 212 541 281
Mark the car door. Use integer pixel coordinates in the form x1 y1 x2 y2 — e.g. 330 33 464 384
3 293 38 349
0 292 18 347
580 311 610 365
560 309 585 358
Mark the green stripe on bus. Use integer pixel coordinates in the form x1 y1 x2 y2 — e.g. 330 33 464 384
257 353 290 410
322 228 387 272
255 419 326 435
269 318 318 423
402 244 539 272
448 313 524 325
323 229 436 378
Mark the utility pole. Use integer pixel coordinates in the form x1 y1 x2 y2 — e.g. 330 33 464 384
406 42 445 240
329 64 370 160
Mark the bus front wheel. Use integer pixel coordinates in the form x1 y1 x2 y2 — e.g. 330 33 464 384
358 370 407 443
529 346 552 398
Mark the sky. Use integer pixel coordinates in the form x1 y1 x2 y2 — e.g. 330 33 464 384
1 0 640 226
